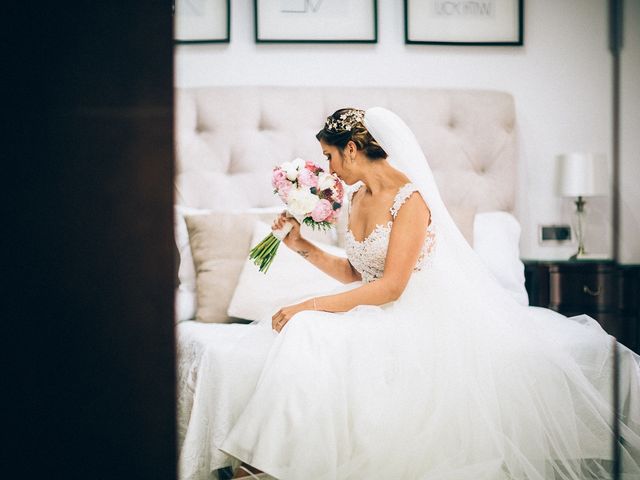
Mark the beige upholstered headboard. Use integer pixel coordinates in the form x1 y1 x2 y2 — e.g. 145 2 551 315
174 86 517 221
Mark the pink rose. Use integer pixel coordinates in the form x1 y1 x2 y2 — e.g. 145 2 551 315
297 168 318 188
306 160 322 174
277 181 292 203
311 199 333 222
271 168 288 190
332 178 344 202
326 207 340 223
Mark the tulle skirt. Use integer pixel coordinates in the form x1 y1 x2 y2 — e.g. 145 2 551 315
178 264 640 480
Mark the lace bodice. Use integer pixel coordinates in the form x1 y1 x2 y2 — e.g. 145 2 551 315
345 182 436 284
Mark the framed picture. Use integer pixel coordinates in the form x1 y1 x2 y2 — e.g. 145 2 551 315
255 0 378 43
405 0 523 46
174 0 230 44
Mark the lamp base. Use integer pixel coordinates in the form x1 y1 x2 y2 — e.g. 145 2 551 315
569 251 611 261
570 242 587 261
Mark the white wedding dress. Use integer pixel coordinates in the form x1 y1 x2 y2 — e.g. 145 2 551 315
178 109 640 480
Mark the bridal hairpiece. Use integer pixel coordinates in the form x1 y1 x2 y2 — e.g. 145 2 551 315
324 109 365 133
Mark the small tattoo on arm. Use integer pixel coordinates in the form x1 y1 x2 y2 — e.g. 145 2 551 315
296 249 309 258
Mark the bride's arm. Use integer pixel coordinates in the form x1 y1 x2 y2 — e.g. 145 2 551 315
286 237 361 284
272 193 429 332
274 212 361 284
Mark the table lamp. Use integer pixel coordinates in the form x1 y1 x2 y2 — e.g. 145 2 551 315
556 153 609 260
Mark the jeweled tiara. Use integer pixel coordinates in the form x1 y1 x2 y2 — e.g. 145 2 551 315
324 109 365 133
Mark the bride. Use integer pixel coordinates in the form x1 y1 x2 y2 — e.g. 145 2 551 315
181 107 640 480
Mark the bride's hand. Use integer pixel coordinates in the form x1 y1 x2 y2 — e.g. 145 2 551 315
271 300 313 333
272 211 302 248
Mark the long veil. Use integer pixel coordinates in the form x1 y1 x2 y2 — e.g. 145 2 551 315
362 107 640 479
364 106 521 307
364 107 508 301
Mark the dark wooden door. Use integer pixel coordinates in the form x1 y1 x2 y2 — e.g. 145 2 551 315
5 3 176 479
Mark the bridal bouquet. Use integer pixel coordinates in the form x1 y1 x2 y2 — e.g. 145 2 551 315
249 158 344 273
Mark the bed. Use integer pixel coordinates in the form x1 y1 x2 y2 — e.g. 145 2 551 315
172 86 639 480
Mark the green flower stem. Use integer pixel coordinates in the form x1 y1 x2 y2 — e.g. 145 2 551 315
250 234 276 258
259 240 281 273
262 239 279 259
247 231 286 273
254 235 273 254
260 243 278 263
262 247 279 273
250 241 268 259
262 259 274 273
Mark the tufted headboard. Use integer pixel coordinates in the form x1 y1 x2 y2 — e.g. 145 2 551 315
174 86 517 226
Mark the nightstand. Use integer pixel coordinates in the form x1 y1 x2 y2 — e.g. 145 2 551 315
523 260 639 353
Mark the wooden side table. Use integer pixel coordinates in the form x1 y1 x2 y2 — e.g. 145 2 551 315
523 260 639 353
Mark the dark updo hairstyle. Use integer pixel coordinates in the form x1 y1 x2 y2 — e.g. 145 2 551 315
316 108 387 161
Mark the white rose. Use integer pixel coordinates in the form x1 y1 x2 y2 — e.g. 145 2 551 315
287 188 320 217
291 157 306 171
317 172 335 191
281 161 299 181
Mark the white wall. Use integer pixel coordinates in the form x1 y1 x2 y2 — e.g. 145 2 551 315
175 0 638 262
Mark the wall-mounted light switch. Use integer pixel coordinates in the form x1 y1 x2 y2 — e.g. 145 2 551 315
538 224 572 245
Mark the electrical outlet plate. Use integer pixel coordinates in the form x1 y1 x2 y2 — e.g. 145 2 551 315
538 224 572 245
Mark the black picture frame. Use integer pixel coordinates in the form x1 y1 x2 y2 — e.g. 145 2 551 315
254 0 378 44
404 0 524 46
174 0 231 44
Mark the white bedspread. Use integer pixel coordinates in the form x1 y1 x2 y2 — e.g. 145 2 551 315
177 321 274 480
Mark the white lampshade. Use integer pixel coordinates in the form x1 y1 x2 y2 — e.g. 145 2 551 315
556 153 609 197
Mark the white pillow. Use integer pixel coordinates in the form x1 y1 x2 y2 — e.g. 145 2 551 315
175 285 197 323
473 211 529 306
227 221 346 322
